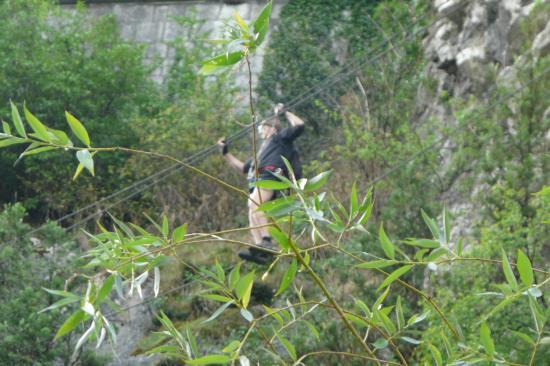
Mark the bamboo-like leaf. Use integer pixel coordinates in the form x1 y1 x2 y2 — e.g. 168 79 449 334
172 223 187 243
54 310 87 340
0 137 27 148
501 249 518 290
161 215 169 239
65 111 90 146
96 275 114 303
24 106 50 141
402 239 440 249
199 51 245 75
187 355 232 365
443 205 450 244
235 272 254 308
379 223 395 259
377 265 413 291
304 170 332 192
275 258 297 296
255 179 291 190
252 0 272 46
428 343 443 366
154 267 161 297
228 263 241 289
511 330 534 345
76 149 94 176
480 322 495 357
269 227 289 250
10 101 26 138
2 121 11 135
516 249 533 286
276 333 297 361
73 162 85 181
240 308 254 322
38 297 80 313
355 259 398 269
421 209 440 240
203 301 233 323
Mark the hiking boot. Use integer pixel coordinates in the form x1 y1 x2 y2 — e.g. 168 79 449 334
238 237 276 265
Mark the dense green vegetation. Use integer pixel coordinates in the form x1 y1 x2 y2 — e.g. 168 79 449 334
0 0 548 365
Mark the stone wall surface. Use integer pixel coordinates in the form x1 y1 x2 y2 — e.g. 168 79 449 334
61 0 285 88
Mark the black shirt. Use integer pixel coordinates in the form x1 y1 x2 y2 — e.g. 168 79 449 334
243 124 304 179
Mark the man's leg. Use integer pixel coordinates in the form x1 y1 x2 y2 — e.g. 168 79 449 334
248 187 274 243
239 187 275 264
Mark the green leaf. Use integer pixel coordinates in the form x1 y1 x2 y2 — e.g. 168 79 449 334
20 145 56 157
258 196 300 216
199 51 245 75
187 355 231 365
203 294 234 303
240 308 254 322
24 106 50 141
517 249 533 287
400 336 422 345
42 287 80 299
428 343 443 366
402 239 440 249
54 310 86 340
233 11 249 33
2 121 11 135
172 223 187 243
480 322 495 357
96 275 115 304
350 182 358 215
275 259 297 296
377 265 413 291
76 149 94 176
228 263 241 289
421 209 440 240
379 223 395 259
276 333 297 361
65 111 90 146
223 340 241 353
373 338 388 349
252 0 272 46
203 301 232 323
0 137 27 148
501 249 518 290
303 320 320 341
161 215 169 239
355 259 398 269
456 238 463 256
304 170 332 192
255 180 291 190
511 330 534 345
235 272 254 308
10 101 26 138
268 227 289 250
396 296 405 330
73 163 85 181
443 205 450 244
38 297 80 313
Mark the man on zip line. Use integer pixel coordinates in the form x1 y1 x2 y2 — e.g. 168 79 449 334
217 103 305 264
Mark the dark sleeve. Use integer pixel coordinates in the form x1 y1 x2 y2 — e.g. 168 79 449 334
242 158 252 174
277 124 305 141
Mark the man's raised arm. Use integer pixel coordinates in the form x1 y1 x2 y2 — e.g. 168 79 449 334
217 138 245 172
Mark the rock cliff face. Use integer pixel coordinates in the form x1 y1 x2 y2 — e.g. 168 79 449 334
419 0 548 234
424 0 548 98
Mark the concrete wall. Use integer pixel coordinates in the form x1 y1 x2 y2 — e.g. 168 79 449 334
60 0 285 88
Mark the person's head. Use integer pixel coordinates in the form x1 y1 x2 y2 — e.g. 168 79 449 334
258 118 280 139
258 103 284 139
